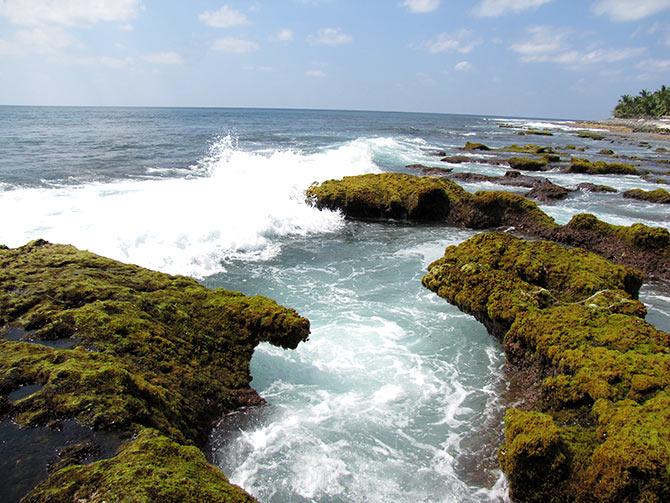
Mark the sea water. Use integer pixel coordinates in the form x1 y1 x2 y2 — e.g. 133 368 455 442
1 106 668 502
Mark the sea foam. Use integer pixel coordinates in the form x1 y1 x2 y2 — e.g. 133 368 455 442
0 136 383 277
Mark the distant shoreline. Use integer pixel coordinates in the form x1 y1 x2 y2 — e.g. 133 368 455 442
573 117 670 136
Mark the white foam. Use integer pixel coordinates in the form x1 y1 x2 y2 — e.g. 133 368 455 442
0 136 382 277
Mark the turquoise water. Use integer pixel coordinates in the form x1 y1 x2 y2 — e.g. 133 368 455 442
0 106 668 501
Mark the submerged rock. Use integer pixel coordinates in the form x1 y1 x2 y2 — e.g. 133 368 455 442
576 182 618 193
577 130 606 141
0 240 310 501
525 180 572 202
405 164 453 176
422 233 669 502
622 188 670 204
306 173 670 280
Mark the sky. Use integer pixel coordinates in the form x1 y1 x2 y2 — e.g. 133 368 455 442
0 0 669 119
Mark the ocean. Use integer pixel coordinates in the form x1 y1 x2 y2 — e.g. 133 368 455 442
1 106 668 502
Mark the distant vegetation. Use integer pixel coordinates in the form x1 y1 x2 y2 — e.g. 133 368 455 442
613 85 670 118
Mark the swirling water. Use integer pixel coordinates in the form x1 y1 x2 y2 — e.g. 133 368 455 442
0 106 668 502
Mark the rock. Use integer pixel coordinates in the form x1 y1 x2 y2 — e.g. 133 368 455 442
306 173 670 279
599 149 615 155
550 213 670 279
463 142 491 151
622 188 670 204
524 129 554 136
305 173 467 221
423 233 669 502
428 150 447 157
439 155 472 164
525 180 572 201
577 131 606 140
503 144 556 154
567 158 640 175
507 157 549 171
576 183 618 193
405 164 453 176
26 428 255 502
0 241 310 501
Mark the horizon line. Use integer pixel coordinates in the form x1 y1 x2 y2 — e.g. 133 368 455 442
0 103 598 122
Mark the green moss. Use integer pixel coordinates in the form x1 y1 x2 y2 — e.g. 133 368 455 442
577 131 606 141
503 144 555 154
463 141 491 151
0 240 310 499
563 213 670 251
623 188 670 204
306 174 669 278
507 157 549 171
526 129 555 136
423 232 669 501
568 158 640 175
25 428 255 503
305 173 468 221
499 409 568 502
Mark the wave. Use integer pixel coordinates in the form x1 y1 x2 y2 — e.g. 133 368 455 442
0 136 385 277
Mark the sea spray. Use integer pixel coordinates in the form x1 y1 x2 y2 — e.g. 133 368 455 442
0 135 387 276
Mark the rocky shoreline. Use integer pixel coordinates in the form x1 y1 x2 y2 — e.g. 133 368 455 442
306 157 669 500
306 173 670 281
0 240 310 502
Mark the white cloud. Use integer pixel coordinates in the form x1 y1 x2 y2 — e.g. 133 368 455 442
0 0 140 26
422 30 481 54
402 0 440 13
80 55 133 68
0 26 75 55
454 61 473 71
511 25 645 67
473 0 552 17
142 51 183 65
637 58 670 72
308 27 353 46
119 23 133 32
244 65 273 72
199 5 249 28
305 69 326 78
271 28 294 42
212 37 259 53
592 0 670 22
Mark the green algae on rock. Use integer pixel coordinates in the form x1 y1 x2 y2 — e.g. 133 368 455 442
0 240 310 501
24 428 255 503
306 173 670 280
463 141 491 151
507 157 549 172
422 232 669 502
503 144 556 155
305 173 468 221
622 188 670 204
567 158 640 176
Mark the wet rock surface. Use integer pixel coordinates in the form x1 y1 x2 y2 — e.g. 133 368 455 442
0 240 310 502
422 233 669 502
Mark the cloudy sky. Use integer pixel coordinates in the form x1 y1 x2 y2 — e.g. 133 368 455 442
1 0 669 118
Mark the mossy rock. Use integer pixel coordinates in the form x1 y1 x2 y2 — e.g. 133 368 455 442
525 129 554 136
567 158 640 175
25 428 255 503
0 240 310 500
452 190 558 234
577 131 606 141
507 157 549 171
622 188 670 204
305 173 468 221
306 173 670 279
463 141 491 151
499 409 568 502
503 144 555 154
423 232 670 501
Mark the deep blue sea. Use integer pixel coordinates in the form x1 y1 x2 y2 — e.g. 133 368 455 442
1 106 668 502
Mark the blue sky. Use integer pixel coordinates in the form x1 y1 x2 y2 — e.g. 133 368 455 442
1 0 669 118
